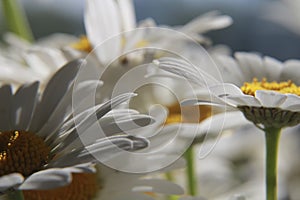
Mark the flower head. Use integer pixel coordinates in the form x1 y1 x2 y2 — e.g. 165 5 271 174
154 52 300 130
0 59 150 196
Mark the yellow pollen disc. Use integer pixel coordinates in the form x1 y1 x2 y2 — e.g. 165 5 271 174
135 39 149 48
165 103 212 125
241 78 300 96
23 173 99 200
71 36 93 52
0 131 50 177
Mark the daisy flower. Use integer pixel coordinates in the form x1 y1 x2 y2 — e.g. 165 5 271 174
72 0 232 65
154 52 300 200
0 59 152 199
0 33 80 87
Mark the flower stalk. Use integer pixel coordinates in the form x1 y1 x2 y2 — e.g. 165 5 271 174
265 127 281 200
1 0 34 42
185 146 197 196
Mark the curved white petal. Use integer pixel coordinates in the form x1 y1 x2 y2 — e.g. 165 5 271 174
255 90 287 107
19 168 72 190
181 11 233 34
280 94 300 110
0 173 24 192
209 83 244 98
226 95 262 107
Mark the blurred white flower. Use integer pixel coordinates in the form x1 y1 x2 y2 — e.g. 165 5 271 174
75 0 232 65
0 33 80 87
265 0 300 35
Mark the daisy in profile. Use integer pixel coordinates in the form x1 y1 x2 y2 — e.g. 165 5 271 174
0 59 155 200
154 52 300 200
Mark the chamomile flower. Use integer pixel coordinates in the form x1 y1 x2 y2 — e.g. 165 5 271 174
154 52 300 200
72 0 232 65
154 52 300 132
0 59 152 199
0 33 80 87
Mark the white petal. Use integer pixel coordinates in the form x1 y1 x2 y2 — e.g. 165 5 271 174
263 56 283 81
0 173 24 192
255 90 287 107
41 80 103 143
12 82 39 130
181 99 227 108
280 94 300 110
98 113 154 136
284 104 300 112
181 11 233 34
209 83 244 98
282 59 300 85
226 95 262 107
49 135 148 168
154 57 219 86
133 179 184 195
69 163 97 173
19 168 72 190
213 54 244 85
84 0 121 63
25 47 67 75
234 52 264 81
117 0 136 31
30 59 82 134
0 59 40 84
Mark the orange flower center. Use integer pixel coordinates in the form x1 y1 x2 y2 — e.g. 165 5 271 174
71 36 93 52
241 78 300 96
165 103 212 124
0 130 50 177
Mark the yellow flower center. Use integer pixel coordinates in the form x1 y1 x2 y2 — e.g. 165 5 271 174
0 130 50 177
23 173 99 200
241 78 300 96
135 39 149 48
165 103 212 124
71 36 93 52
0 130 99 199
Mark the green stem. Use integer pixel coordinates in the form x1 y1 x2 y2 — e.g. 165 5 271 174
264 127 281 200
7 190 24 200
184 146 197 196
1 0 34 42
165 172 179 200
